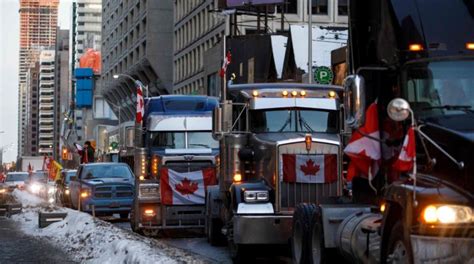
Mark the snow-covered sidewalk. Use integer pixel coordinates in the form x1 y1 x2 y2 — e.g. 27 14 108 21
11 190 207 264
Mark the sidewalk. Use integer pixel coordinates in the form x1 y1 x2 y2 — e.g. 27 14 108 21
0 217 76 264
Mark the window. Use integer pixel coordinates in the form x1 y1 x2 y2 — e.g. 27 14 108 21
338 0 348 16
277 0 298 14
312 0 328 15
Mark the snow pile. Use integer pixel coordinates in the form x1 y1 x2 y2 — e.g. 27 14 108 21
11 190 207 264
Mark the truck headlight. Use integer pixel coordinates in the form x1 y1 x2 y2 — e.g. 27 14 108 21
139 183 160 199
48 186 55 194
244 190 269 203
80 187 91 198
0 188 6 194
65 189 70 195
422 204 473 224
30 183 42 194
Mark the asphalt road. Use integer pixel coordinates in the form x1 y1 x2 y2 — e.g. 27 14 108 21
0 217 76 264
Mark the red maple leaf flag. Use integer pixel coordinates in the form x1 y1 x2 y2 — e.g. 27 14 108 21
300 159 320 175
160 167 217 205
392 127 416 172
175 178 199 196
283 154 337 183
136 81 145 123
219 51 231 78
343 102 381 181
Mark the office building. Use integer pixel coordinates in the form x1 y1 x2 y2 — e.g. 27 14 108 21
17 0 59 157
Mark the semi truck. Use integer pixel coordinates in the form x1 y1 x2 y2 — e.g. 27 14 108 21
131 95 219 236
207 82 345 260
290 0 474 263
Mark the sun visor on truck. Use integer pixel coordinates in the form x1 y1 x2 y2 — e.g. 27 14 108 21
147 116 212 132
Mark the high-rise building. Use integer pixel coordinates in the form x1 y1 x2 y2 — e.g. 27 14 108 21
101 0 174 122
38 50 56 156
55 29 70 160
17 0 59 157
24 62 40 156
173 0 225 95
73 0 102 67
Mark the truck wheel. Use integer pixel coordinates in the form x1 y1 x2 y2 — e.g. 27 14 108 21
208 218 225 246
309 207 330 264
387 221 413 264
291 203 316 264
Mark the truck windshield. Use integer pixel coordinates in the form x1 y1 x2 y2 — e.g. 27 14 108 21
82 165 132 179
148 131 218 149
6 173 28 182
250 109 338 133
403 60 474 118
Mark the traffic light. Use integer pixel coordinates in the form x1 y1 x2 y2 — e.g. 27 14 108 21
62 147 68 160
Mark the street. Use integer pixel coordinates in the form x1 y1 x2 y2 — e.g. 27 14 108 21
0 217 76 263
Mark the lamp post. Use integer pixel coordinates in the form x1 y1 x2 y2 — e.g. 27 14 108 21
113 74 149 98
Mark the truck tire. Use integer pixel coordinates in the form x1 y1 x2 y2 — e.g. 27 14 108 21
291 203 316 264
387 221 413 264
208 217 225 246
309 206 332 264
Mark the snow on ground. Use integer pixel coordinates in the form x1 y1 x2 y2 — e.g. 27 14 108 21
11 190 208 264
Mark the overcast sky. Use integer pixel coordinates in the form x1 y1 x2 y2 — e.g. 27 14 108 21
0 0 72 162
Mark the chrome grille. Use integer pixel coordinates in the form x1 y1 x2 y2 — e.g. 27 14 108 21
94 184 133 199
278 141 341 212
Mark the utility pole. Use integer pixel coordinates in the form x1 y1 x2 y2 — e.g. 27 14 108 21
308 0 313 84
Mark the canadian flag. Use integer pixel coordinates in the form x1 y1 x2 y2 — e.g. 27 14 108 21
160 168 217 205
344 102 381 181
282 154 337 183
219 51 231 78
136 81 145 123
393 127 416 172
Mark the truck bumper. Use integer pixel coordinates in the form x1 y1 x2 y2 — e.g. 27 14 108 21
233 214 293 244
411 235 474 263
137 203 206 229
82 198 133 214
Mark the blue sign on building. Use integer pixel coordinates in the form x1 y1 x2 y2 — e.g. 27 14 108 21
75 68 94 108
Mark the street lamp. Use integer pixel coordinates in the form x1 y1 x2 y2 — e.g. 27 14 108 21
113 74 149 98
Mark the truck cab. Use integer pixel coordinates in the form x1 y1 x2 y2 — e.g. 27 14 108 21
131 95 219 235
208 83 344 258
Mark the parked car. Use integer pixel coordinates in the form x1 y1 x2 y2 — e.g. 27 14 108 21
55 169 77 206
4 172 29 192
69 163 134 218
25 171 49 197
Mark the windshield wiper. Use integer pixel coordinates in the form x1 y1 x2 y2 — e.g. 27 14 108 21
298 114 315 133
189 143 210 148
278 111 292 132
423 105 473 113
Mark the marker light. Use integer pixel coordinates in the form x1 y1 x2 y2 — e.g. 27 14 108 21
466 43 474 50
305 134 312 151
380 203 386 213
282 90 289 97
252 90 259 97
300 90 307 97
291 91 298 97
328 91 336 98
422 204 473 224
151 155 159 177
409 44 424 51
139 175 145 181
144 209 156 217
233 173 242 183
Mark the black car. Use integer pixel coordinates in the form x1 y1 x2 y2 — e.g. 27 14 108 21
55 169 77 206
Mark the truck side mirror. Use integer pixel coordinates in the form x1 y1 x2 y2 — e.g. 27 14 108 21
344 75 366 128
212 102 233 140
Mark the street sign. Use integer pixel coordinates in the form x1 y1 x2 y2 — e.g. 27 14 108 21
314 66 333 85
110 142 118 149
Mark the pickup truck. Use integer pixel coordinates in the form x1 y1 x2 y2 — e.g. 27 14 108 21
69 163 135 218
